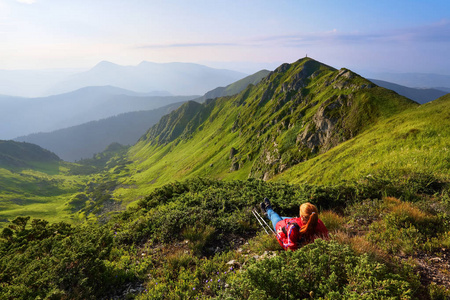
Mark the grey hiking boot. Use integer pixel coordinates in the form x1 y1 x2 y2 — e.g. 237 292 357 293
260 202 267 215
264 197 273 211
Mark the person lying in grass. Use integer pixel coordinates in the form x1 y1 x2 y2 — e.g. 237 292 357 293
260 199 329 251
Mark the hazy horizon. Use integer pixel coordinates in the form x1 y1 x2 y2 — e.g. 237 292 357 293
0 0 449 75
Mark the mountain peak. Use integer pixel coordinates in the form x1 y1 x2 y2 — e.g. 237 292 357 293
91 61 121 71
132 57 417 182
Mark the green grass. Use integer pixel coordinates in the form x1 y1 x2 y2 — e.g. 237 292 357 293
0 59 449 299
109 58 423 205
114 97 249 203
1 59 447 228
276 95 450 184
0 164 88 227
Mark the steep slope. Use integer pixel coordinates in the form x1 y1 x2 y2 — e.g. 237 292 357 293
276 93 450 184
15 102 184 162
369 79 447 104
115 57 417 201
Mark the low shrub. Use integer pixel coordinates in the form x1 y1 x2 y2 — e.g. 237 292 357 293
225 239 417 299
366 198 448 254
320 210 347 232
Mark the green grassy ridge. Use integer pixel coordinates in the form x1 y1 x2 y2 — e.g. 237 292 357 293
224 69 271 95
113 58 419 204
276 94 450 185
0 140 60 171
116 96 244 202
139 100 205 145
0 58 444 227
0 59 448 298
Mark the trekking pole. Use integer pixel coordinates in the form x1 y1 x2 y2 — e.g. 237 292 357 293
252 209 276 235
252 209 269 235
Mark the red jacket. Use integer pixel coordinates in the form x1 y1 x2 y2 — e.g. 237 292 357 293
275 217 329 251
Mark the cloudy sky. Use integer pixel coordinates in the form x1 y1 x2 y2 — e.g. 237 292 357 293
1 0 449 74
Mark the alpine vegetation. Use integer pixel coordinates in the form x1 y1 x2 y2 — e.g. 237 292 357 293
0 58 449 299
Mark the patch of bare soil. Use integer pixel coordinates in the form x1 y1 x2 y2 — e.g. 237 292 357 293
399 248 450 290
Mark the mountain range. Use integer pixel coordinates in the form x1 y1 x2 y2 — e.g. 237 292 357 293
368 79 447 104
0 61 248 98
15 65 449 163
1 57 449 299
363 71 450 90
14 103 184 162
1 58 450 223
114 58 425 201
14 70 271 161
0 86 196 140
45 61 247 96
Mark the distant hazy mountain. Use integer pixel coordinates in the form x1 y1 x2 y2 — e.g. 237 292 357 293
0 86 196 140
362 71 450 89
12 69 269 161
436 87 450 93
369 79 448 104
0 69 80 98
46 61 247 96
15 102 184 162
195 69 271 102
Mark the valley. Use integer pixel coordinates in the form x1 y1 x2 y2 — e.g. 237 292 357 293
0 57 449 299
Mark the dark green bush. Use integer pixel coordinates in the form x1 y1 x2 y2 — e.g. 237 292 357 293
2 176 448 299
226 240 417 299
0 219 129 299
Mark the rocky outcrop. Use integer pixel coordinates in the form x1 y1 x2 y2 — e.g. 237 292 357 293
229 147 241 171
297 95 349 152
229 147 238 159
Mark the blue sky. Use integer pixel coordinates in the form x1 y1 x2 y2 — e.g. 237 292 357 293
1 0 449 74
